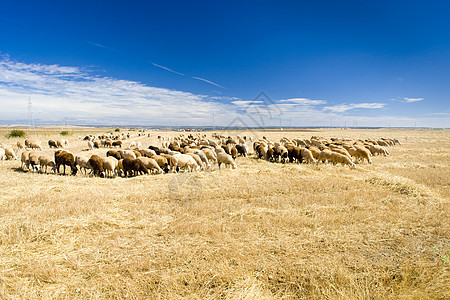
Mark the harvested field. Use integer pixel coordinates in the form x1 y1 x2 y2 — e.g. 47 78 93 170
0 128 448 299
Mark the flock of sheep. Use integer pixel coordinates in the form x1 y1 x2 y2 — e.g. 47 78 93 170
253 135 398 168
0 131 400 178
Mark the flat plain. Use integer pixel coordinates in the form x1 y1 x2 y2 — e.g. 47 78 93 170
0 128 448 299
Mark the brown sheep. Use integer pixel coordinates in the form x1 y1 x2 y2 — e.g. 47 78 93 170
48 140 58 148
106 150 122 160
122 157 149 177
55 150 78 175
88 155 104 177
112 141 122 147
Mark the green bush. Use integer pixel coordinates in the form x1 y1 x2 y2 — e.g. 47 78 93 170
115 128 120 132
6 129 26 138
60 131 70 136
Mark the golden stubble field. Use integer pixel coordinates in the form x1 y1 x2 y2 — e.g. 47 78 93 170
0 127 448 299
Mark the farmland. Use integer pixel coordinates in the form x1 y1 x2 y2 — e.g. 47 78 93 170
0 128 448 299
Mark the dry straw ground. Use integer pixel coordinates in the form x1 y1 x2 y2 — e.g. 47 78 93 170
0 128 448 299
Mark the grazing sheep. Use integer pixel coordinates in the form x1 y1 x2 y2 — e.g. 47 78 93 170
230 146 238 159
28 152 40 172
288 146 302 163
119 150 136 159
202 148 217 163
87 141 94 150
317 150 333 164
217 152 237 169
38 155 56 173
0 148 5 161
3 147 18 160
106 150 122 161
93 141 100 148
308 147 321 160
16 141 25 149
300 148 316 163
48 140 58 148
112 141 122 147
75 155 92 175
102 157 118 177
235 144 248 157
328 152 356 168
132 150 142 157
21 151 31 170
368 144 389 156
170 154 199 172
186 153 204 170
349 146 372 164
122 157 149 177
28 141 42 151
56 139 67 148
88 155 104 177
152 155 170 173
137 157 163 174
139 148 156 158
55 150 78 175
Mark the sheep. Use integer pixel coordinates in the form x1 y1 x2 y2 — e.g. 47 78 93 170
119 150 136 159
230 146 238 159
139 148 156 158
27 152 40 172
56 139 66 148
132 150 142 157
88 155 104 177
28 141 42 151
368 144 389 156
192 149 210 169
287 146 302 163
102 156 118 177
87 140 95 150
328 152 356 168
55 150 78 175
349 146 372 164
112 141 122 147
186 153 204 170
170 154 199 172
128 141 137 149
217 152 237 169
48 140 58 148
21 150 31 170
3 147 18 160
16 141 25 149
202 147 217 163
152 155 170 173
137 157 163 174
300 148 316 163
0 148 5 162
93 141 100 148
235 144 248 157
308 147 321 160
106 150 122 161
122 157 149 177
317 150 333 164
38 155 56 173
75 155 92 175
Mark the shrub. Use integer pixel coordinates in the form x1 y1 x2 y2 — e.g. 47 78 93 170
60 131 70 136
115 128 120 132
6 130 26 138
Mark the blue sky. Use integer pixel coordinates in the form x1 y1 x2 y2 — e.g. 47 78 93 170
0 1 449 127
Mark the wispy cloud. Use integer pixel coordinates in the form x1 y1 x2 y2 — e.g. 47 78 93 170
324 102 386 113
404 97 424 103
86 41 120 53
192 76 225 89
151 62 185 76
279 98 326 105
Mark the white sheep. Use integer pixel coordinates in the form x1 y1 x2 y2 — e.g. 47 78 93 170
368 144 389 156
349 146 372 164
328 152 355 168
28 141 42 151
136 157 163 174
102 156 119 177
75 155 92 175
300 148 316 163
119 150 137 159
170 154 199 172
87 140 94 150
38 155 56 173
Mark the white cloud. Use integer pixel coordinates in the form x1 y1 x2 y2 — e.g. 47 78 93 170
404 97 424 103
0 57 235 126
324 102 386 113
278 98 326 105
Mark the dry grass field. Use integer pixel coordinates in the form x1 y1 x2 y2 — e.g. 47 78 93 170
0 127 448 299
